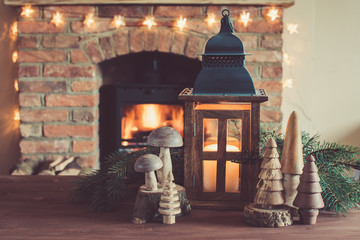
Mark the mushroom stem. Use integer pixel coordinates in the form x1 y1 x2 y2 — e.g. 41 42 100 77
145 171 157 191
159 147 173 188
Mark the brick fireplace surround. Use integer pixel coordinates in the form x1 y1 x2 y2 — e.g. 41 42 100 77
11 0 291 168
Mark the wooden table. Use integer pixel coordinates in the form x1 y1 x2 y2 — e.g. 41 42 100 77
0 176 359 240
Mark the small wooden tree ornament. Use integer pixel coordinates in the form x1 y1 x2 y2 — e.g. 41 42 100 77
281 111 304 208
244 138 292 227
293 155 324 225
158 173 181 224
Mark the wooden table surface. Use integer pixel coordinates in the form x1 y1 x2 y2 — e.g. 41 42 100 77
0 176 359 240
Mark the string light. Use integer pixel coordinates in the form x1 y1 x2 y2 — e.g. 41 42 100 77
283 53 292 65
20 5 35 18
12 51 18 63
14 110 20 121
83 13 95 28
10 21 18 41
143 16 157 30
267 7 280 21
239 11 252 27
205 13 217 27
176 16 187 32
14 79 19 92
282 78 293 89
286 23 299 34
50 11 64 27
111 15 126 29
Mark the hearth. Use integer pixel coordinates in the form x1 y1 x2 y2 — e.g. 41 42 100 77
99 51 201 159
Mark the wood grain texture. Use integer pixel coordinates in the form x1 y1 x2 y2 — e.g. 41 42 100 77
4 0 295 7
0 176 359 239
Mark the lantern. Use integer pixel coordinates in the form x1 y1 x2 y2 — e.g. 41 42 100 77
178 9 268 208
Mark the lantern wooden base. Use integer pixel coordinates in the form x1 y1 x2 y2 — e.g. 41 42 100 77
132 184 190 224
244 204 293 227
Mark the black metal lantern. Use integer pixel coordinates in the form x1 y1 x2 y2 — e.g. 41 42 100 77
179 9 268 209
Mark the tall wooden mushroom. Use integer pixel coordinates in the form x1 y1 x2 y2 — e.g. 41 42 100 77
244 138 292 227
158 173 181 224
134 154 163 191
281 111 304 208
293 155 324 225
147 126 183 188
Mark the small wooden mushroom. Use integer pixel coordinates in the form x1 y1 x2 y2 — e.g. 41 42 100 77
281 111 304 208
134 154 163 191
293 155 324 225
147 127 183 188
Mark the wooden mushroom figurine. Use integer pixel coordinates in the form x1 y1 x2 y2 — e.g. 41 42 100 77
147 126 183 188
134 154 163 191
281 111 304 208
158 173 181 224
293 155 324 225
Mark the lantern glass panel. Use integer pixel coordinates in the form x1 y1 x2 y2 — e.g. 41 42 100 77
226 119 242 152
203 160 217 192
203 118 218 151
225 161 240 193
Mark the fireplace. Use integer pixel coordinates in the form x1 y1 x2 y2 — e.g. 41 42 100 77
12 1 289 168
99 51 200 159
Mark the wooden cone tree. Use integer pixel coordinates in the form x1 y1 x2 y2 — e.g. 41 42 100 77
281 111 304 208
293 155 324 225
254 138 285 208
158 173 181 224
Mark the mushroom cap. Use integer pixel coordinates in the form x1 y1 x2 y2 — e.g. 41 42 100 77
147 126 183 148
134 154 163 172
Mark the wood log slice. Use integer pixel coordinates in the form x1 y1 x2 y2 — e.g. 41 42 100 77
132 184 191 224
244 203 292 227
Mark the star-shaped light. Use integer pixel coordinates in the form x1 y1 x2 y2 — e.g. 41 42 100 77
12 51 18 63
286 23 299 34
143 16 157 30
283 53 291 65
111 15 126 29
14 110 20 121
205 13 217 27
267 7 280 21
20 5 35 18
239 11 252 27
14 79 19 92
282 78 293 89
83 13 95 28
50 11 64 27
176 16 187 31
10 21 18 41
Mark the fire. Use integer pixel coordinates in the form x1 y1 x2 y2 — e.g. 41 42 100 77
121 104 183 144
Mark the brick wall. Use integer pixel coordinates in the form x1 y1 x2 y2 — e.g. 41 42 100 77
17 5 283 167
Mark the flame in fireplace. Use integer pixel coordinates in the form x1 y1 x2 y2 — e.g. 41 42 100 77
121 104 183 144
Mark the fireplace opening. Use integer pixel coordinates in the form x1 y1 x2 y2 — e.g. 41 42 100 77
99 52 201 160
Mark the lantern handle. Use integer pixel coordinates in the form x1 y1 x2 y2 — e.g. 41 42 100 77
222 9 230 17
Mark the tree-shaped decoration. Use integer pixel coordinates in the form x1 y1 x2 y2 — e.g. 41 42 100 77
244 138 292 227
281 111 304 208
293 155 324 224
158 173 181 224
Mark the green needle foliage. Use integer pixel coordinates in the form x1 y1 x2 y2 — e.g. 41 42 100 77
72 125 359 216
260 125 360 216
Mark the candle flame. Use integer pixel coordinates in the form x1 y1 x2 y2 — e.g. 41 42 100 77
12 51 18 63
205 13 217 27
239 11 252 27
143 16 157 30
51 11 64 27
267 7 280 21
176 16 187 31
283 78 293 89
83 13 95 28
112 15 126 28
286 23 299 34
21 5 35 18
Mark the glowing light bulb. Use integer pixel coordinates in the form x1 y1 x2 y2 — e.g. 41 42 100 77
283 78 293 89
21 5 35 18
14 79 19 91
12 51 18 63
50 11 64 27
111 15 126 28
14 110 20 121
176 16 187 31
286 23 299 34
83 13 95 28
239 11 252 27
267 7 280 21
143 16 157 30
205 13 217 27
283 53 291 65
10 21 18 41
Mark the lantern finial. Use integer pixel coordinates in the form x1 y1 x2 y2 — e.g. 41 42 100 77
220 9 233 33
